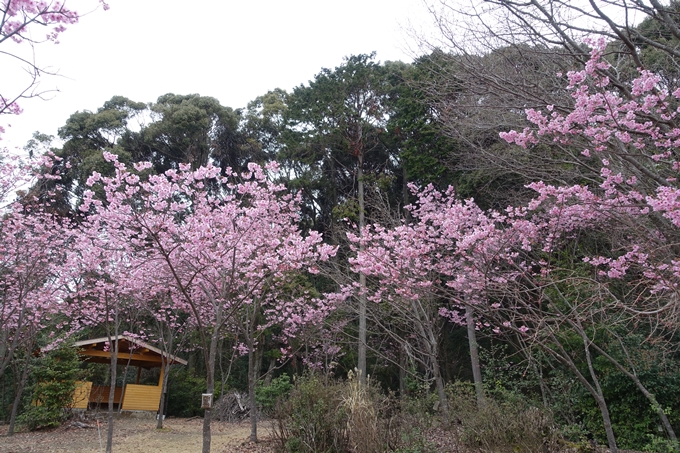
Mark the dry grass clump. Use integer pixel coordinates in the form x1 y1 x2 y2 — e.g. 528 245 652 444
342 369 398 453
273 370 424 453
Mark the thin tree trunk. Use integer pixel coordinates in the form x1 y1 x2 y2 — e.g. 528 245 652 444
156 321 171 430
433 358 448 417
264 358 276 386
118 355 133 415
590 342 677 442
593 387 618 453
202 325 219 453
580 329 618 453
156 362 171 429
402 165 410 220
530 358 549 408
633 381 677 443
0 303 29 382
358 153 367 385
411 298 449 417
7 348 32 436
428 336 449 418
465 306 484 406
358 273 367 383
400 159 412 403
541 284 619 451
399 344 407 398
545 336 619 453
156 388 166 430
254 347 264 386
106 338 119 453
220 342 238 397
248 343 258 443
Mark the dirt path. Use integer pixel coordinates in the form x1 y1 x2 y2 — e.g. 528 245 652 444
0 418 276 453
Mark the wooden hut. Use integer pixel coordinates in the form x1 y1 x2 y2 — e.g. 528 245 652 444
72 335 187 412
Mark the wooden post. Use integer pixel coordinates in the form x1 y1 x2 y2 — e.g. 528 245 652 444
136 366 142 385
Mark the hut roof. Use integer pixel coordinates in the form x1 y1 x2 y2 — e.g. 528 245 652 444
74 335 188 368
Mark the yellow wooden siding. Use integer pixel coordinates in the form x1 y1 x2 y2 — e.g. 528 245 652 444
72 381 92 409
121 384 161 411
89 385 123 404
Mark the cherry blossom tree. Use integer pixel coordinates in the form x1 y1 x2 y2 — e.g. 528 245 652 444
129 282 191 430
495 40 680 450
0 206 73 438
499 39 680 323
80 154 337 451
353 38 680 451
64 209 147 453
0 208 70 375
353 180 631 449
350 183 517 412
0 131 76 435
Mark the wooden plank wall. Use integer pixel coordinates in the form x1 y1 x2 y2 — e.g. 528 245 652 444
72 381 92 409
121 384 161 411
69 381 161 411
89 385 123 404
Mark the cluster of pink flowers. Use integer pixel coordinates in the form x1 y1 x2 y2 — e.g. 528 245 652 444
352 38 680 339
74 153 339 356
0 0 108 138
0 0 110 43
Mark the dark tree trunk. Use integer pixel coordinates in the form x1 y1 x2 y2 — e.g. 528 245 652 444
254 347 264 385
264 357 276 386
579 329 617 453
433 357 448 417
7 348 32 436
412 298 449 417
399 344 407 398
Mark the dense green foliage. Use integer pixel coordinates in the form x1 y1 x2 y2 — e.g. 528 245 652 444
165 368 209 418
274 374 351 452
255 374 293 414
18 344 84 430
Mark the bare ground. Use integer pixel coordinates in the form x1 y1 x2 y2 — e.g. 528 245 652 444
0 417 276 453
3 417 638 453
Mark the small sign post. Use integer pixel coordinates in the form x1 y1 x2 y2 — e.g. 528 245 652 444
201 393 213 409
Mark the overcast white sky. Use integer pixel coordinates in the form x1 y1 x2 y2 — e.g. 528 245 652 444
1 0 433 151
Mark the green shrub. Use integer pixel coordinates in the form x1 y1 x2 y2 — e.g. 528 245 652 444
19 344 84 431
573 367 680 450
643 435 680 453
393 427 438 453
447 381 559 453
274 373 350 453
273 371 410 453
400 389 440 428
166 368 208 417
256 374 293 415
